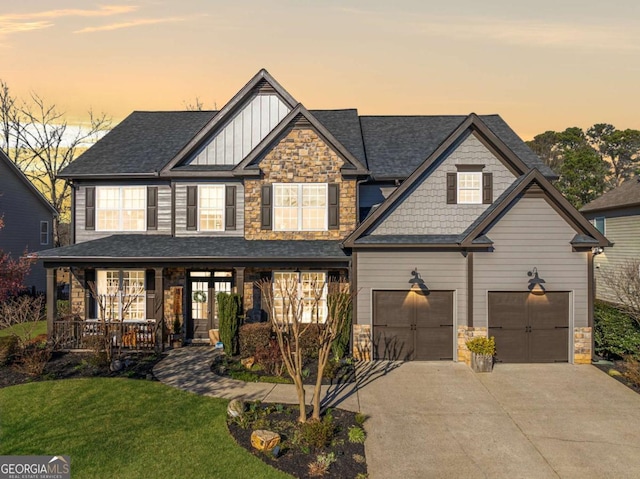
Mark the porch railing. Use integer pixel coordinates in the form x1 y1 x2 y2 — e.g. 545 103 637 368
52 320 157 351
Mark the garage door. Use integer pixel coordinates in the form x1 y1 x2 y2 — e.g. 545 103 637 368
373 290 453 361
488 292 569 363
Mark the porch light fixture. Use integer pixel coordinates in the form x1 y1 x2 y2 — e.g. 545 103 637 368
409 268 430 295
527 267 546 295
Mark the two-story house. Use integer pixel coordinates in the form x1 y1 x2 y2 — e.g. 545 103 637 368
39 69 608 364
0 150 57 292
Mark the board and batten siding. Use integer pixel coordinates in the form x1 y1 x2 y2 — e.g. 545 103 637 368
75 184 172 243
369 133 516 235
188 94 290 166
356 251 467 328
592 213 640 303
174 182 244 237
473 197 589 328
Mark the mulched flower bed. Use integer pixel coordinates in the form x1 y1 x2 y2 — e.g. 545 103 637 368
212 354 356 386
228 402 367 479
0 351 164 388
594 360 640 395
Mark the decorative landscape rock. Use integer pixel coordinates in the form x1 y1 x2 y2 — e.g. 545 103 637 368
227 399 245 418
110 360 123 372
241 356 255 369
250 429 281 452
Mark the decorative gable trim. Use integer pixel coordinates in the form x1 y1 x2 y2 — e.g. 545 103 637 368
459 169 611 248
232 104 369 177
343 113 528 247
159 69 298 176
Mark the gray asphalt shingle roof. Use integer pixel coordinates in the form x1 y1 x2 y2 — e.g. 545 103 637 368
581 178 640 213
37 235 349 262
60 109 552 180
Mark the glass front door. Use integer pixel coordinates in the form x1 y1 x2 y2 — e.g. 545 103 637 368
188 271 233 341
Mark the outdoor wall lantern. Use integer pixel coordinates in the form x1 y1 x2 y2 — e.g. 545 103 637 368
527 267 546 295
409 268 430 295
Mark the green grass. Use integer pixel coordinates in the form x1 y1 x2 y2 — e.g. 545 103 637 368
0 321 46 339
0 379 291 479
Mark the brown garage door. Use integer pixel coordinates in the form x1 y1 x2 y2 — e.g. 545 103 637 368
488 292 569 363
373 290 453 361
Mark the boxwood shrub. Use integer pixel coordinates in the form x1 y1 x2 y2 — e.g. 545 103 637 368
594 302 640 359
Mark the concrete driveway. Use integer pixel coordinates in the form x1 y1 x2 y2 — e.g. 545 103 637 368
359 362 640 479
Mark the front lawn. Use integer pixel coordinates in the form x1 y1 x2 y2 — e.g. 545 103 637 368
0 320 46 338
0 378 290 479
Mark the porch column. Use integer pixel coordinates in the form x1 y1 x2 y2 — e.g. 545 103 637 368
155 268 164 351
46 268 57 336
234 267 245 298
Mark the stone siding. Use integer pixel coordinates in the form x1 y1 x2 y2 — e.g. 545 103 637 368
70 268 85 317
163 268 186 333
244 127 357 240
574 327 592 364
353 324 372 361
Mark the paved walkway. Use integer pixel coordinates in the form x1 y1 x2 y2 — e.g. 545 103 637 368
153 345 394 412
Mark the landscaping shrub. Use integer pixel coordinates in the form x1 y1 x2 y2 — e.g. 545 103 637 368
0 335 18 365
298 324 324 361
254 338 284 376
15 334 52 376
239 322 272 357
465 336 496 355
623 356 640 388
348 425 366 444
56 300 71 318
331 298 352 359
299 415 336 450
594 302 640 359
218 292 242 355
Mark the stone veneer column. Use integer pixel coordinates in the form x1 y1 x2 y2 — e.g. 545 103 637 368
574 327 592 364
352 324 372 361
70 268 85 317
457 326 488 366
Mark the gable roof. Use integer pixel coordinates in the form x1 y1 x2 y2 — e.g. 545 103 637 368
232 105 369 176
360 114 555 180
0 150 57 215
344 113 534 246
58 111 217 178
581 178 640 213
160 69 298 175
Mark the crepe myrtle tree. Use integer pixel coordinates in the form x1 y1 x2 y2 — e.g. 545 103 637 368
0 217 35 302
258 276 354 422
602 259 640 328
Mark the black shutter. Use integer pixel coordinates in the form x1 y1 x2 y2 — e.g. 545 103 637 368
147 187 158 230
482 173 493 204
186 185 197 231
261 184 272 230
328 183 340 230
85 187 95 230
225 185 236 230
446 173 457 204
85 269 96 319
145 270 155 321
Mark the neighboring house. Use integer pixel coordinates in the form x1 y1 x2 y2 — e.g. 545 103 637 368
581 178 640 303
38 69 609 364
0 150 57 292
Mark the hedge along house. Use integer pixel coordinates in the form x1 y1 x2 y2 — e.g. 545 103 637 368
38 69 609 363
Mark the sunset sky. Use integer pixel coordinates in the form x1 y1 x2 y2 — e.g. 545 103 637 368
1 0 639 139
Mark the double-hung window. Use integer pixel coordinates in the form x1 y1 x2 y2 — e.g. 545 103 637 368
96 270 146 321
273 271 327 323
593 217 606 235
40 221 49 245
199 185 225 231
457 172 482 204
96 187 146 231
273 183 327 231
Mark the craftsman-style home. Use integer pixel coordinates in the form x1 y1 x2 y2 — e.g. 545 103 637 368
39 69 608 363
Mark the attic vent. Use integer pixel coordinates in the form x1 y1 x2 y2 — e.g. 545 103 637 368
255 79 277 94
293 114 312 128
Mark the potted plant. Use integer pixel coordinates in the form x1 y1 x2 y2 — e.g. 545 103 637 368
171 317 183 349
466 336 496 372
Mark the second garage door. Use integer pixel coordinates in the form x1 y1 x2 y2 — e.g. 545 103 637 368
373 290 453 361
488 292 569 363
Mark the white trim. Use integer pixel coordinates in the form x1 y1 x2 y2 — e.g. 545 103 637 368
197 184 226 232
457 171 482 204
272 183 328 232
95 186 146 232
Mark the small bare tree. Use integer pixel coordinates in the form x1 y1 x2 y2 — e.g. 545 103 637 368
258 276 355 422
603 259 640 326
